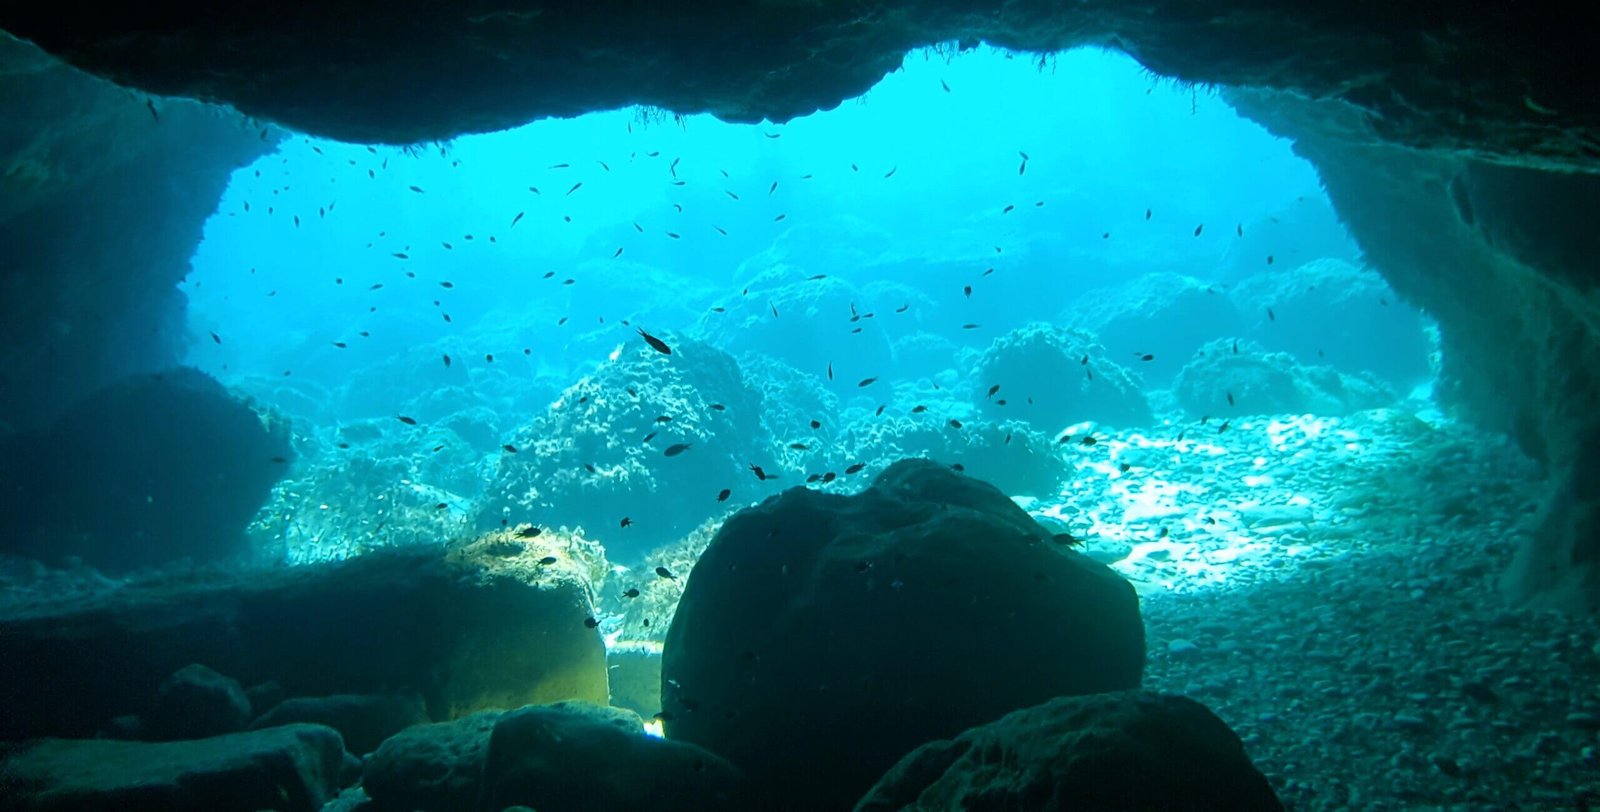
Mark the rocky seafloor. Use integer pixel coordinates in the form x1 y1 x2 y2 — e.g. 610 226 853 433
1058 409 1600 810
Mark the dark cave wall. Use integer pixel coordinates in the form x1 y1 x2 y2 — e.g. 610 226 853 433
1228 90 1600 610
0 3 1594 170
0 35 274 430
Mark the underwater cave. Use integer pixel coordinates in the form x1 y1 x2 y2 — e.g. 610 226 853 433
1 3 1597 810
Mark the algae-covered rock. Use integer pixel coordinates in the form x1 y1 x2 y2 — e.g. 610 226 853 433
0 723 345 812
661 459 1145 812
1173 338 1397 417
478 335 771 557
856 692 1282 811
974 323 1152 432
0 537 607 741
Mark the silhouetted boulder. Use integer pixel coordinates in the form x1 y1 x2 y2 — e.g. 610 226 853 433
144 663 251 742
662 459 1145 811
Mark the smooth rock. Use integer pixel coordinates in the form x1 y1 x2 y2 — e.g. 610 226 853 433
144 663 252 741
251 691 429 755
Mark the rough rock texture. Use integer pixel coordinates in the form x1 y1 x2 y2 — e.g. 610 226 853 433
855 692 1282 812
0 538 606 741
250 691 429 756
1070 272 1247 385
0 367 292 572
482 701 747 812
975 323 1152 431
1228 90 1600 610
2 3 1593 171
1172 338 1397 418
839 417 1070 498
0 35 270 431
478 335 773 557
607 641 665 718
363 711 503 812
145 663 253 742
1228 259 1432 387
0 723 345 812
362 702 747 812
661 459 1145 811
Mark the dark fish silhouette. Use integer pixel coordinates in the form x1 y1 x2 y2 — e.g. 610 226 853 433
656 566 676 580
717 488 731 502
638 328 672 354
664 443 692 457
517 526 543 538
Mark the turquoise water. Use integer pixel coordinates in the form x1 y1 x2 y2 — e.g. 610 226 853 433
179 45 1419 565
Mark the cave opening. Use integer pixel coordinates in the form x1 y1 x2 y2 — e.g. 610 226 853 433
4 24 1599 810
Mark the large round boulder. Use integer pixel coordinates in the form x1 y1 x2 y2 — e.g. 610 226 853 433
973 323 1152 433
856 692 1282 811
661 459 1145 811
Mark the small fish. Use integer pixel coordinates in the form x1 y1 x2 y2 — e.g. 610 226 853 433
1232 340 1239 355
209 331 222 344
392 252 409 259
821 471 837 483
809 420 821 429
655 415 673 423
1119 463 1131 473
827 362 834 381
549 163 570 169
858 376 878 388
710 404 726 411
770 181 779 194
875 404 885 416
435 502 449 510
503 444 518 453
440 281 454 288
845 462 865 475
726 190 740 200
1218 419 1232 434
773 214 786 222
620 517 633 528
941 79 951 92
664 443 693 457
665 232 681 239
964 285 972 298
987 384 1000 398
1146 208 1152 220
896 304 909 313
771 303 779 318
528 186 541 194
806 473 820 483
583 617 599 629
409 185 424 194
713 226 727 236
566 182 583 196
809 274 828 281
332 341 348 348
749 464 769 481
789 443 809 451
1002 205 1014 214
717 489 731 502
642 431 658 443
584 463 597 474
638 328 672 355
1139 353 1154 362
884 166 897 178
948 419 963 429
597 160 610 171
145 98 159 121
1267 307 1276 321
1193 224 1203 237
397 415 419 425
511 211 524 227
656 566 676 580
1081 436 1097 446
950 463 965 472
1237 223 1243 237
912 405 927 413
624 588 640 598
1227 392 1235 407
517 526 543 538
962 324 980 330
670 157 680 176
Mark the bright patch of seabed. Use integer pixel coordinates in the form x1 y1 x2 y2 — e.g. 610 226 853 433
181 44 1342 415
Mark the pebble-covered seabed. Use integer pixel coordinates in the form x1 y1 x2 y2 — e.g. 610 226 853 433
1060 409 1600 811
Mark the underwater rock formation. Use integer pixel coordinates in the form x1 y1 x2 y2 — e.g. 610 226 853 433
1070 271 1247 385
479 335 773 557
0 538 606 741
0 36 271 431
3 2 1591 173
251 691 430 756
1228 258 1431 387
855 692 1282 811
696 270 895 390
0 367 291 573
1172 338 1397 418
144 663 253 742
362 702 746 812
1228 90 1600 610
0 723 346 812
974 323 1152 432
661 459 1145 811
482 702 747 812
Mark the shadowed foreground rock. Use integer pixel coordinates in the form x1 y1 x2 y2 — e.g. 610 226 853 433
0 537 606 741
662 458 1145 811
855 692 1282 811
0 723 345 812
362 702 745 812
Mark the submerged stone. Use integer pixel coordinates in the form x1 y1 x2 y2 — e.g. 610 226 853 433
662 458 1145 811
